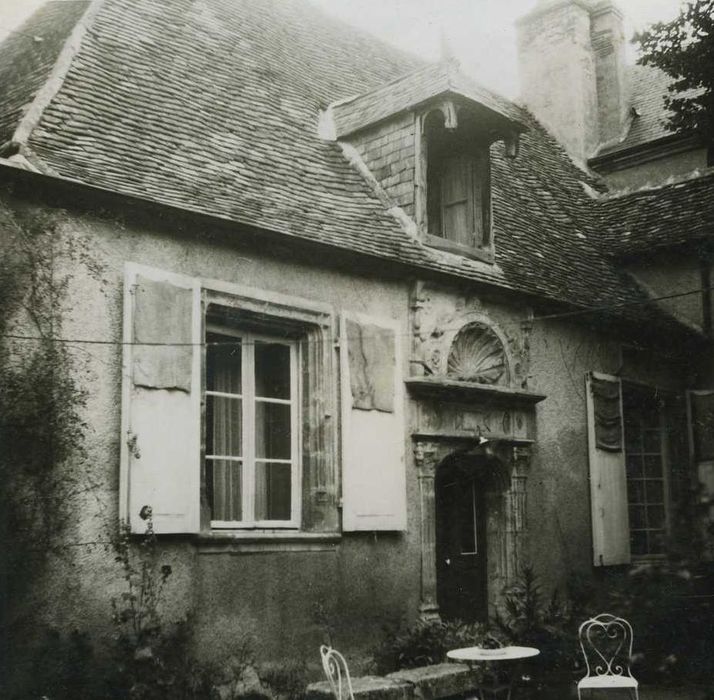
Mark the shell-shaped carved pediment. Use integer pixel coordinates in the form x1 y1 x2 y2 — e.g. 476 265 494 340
447 322 508 385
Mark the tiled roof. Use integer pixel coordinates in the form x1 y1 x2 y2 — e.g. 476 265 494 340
597 63 694 157
0 0 89 145
0 0 700 337
332 61 526 139
596 171 714 256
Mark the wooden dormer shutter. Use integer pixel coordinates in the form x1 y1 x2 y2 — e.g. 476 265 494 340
585 372 631 566
441 156 475 247
119 263 202 534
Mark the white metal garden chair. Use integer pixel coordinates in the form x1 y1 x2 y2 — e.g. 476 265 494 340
320 645 355 700
577 614 639 699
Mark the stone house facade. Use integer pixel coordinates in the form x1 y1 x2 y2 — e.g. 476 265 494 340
0 0 712 665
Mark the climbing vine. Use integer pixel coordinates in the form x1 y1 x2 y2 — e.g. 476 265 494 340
0 196 97 690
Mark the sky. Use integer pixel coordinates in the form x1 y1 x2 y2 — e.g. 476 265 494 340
0 0 685 97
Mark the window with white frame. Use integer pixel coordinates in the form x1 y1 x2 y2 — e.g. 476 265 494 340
205 323 300 529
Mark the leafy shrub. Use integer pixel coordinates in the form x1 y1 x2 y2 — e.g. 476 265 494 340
373 618 507 675
493 565 577 682
259 659 309 700
600 560 714 686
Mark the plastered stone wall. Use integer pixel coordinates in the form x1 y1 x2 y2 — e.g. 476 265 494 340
601 148 710 190
2 191 697 666
517 1 599 162
349 113 416 217
5 195 421 664
626 252 704 332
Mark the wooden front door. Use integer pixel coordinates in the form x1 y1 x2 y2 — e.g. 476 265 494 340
435 460 488 622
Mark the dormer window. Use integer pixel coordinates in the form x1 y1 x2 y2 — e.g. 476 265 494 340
425 109 491 252
418 105 493 261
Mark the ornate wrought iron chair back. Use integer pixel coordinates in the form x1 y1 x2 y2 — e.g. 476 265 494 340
320 645 355 700
577 613 639 699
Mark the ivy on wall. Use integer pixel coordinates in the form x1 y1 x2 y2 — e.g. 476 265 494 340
0 197 97 689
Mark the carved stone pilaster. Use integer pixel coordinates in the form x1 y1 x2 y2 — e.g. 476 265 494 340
414 441 440 619
502 447 531 586
410 281 429 377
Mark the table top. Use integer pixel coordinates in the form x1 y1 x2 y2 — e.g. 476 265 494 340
447 645 540 662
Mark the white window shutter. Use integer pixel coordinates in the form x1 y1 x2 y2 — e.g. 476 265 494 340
119 263 202 534
586 372 630 566
340 313 406 531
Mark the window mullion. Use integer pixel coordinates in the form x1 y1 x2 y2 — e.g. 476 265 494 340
244 334 256 525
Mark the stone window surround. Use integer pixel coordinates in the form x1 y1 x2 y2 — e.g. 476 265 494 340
200 282 339 544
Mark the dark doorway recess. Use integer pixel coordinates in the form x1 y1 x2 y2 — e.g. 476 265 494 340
435 454 490 622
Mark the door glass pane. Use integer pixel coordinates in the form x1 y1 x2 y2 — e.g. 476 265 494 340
208 459 242 521
459 481 477 554
255 402 291 459
255 342 291 399
206 395 242 457
207 333 241 394
255 462 291 521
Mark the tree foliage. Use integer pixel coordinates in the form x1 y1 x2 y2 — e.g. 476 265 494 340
635 0 714 142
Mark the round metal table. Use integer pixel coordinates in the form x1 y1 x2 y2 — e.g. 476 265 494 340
447 645 540 699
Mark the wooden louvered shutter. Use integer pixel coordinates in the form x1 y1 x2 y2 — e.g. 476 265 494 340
340 313 406 531
119 263 202 534
585 372 631 566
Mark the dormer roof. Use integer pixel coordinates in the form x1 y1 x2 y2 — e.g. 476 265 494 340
331 61 527 140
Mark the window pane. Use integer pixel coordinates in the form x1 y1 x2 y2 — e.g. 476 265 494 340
630 530 647 556
255 342 291 399
648 505 666 529
646 479 665 504
207 333 241 394
627 479 644 504
648 530 666 555
624 425 641 452
255 402 291 459
208 459 242 521
643 430 661 453
629 505 646 530
206 396 242 457
255 462 291 521
644 455 663 478
626 455 643 478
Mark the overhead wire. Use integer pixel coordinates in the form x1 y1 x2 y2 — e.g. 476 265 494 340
1 283 712 347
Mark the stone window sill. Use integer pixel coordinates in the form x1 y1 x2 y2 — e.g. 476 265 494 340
195 530 341 554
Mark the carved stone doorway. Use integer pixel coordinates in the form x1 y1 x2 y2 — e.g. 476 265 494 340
415 440 530 620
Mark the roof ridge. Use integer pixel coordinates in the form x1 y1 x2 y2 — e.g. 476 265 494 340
328 60 445 111
10 0 103 160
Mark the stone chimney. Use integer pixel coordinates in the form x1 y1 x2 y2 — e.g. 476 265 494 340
516 0 629 163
